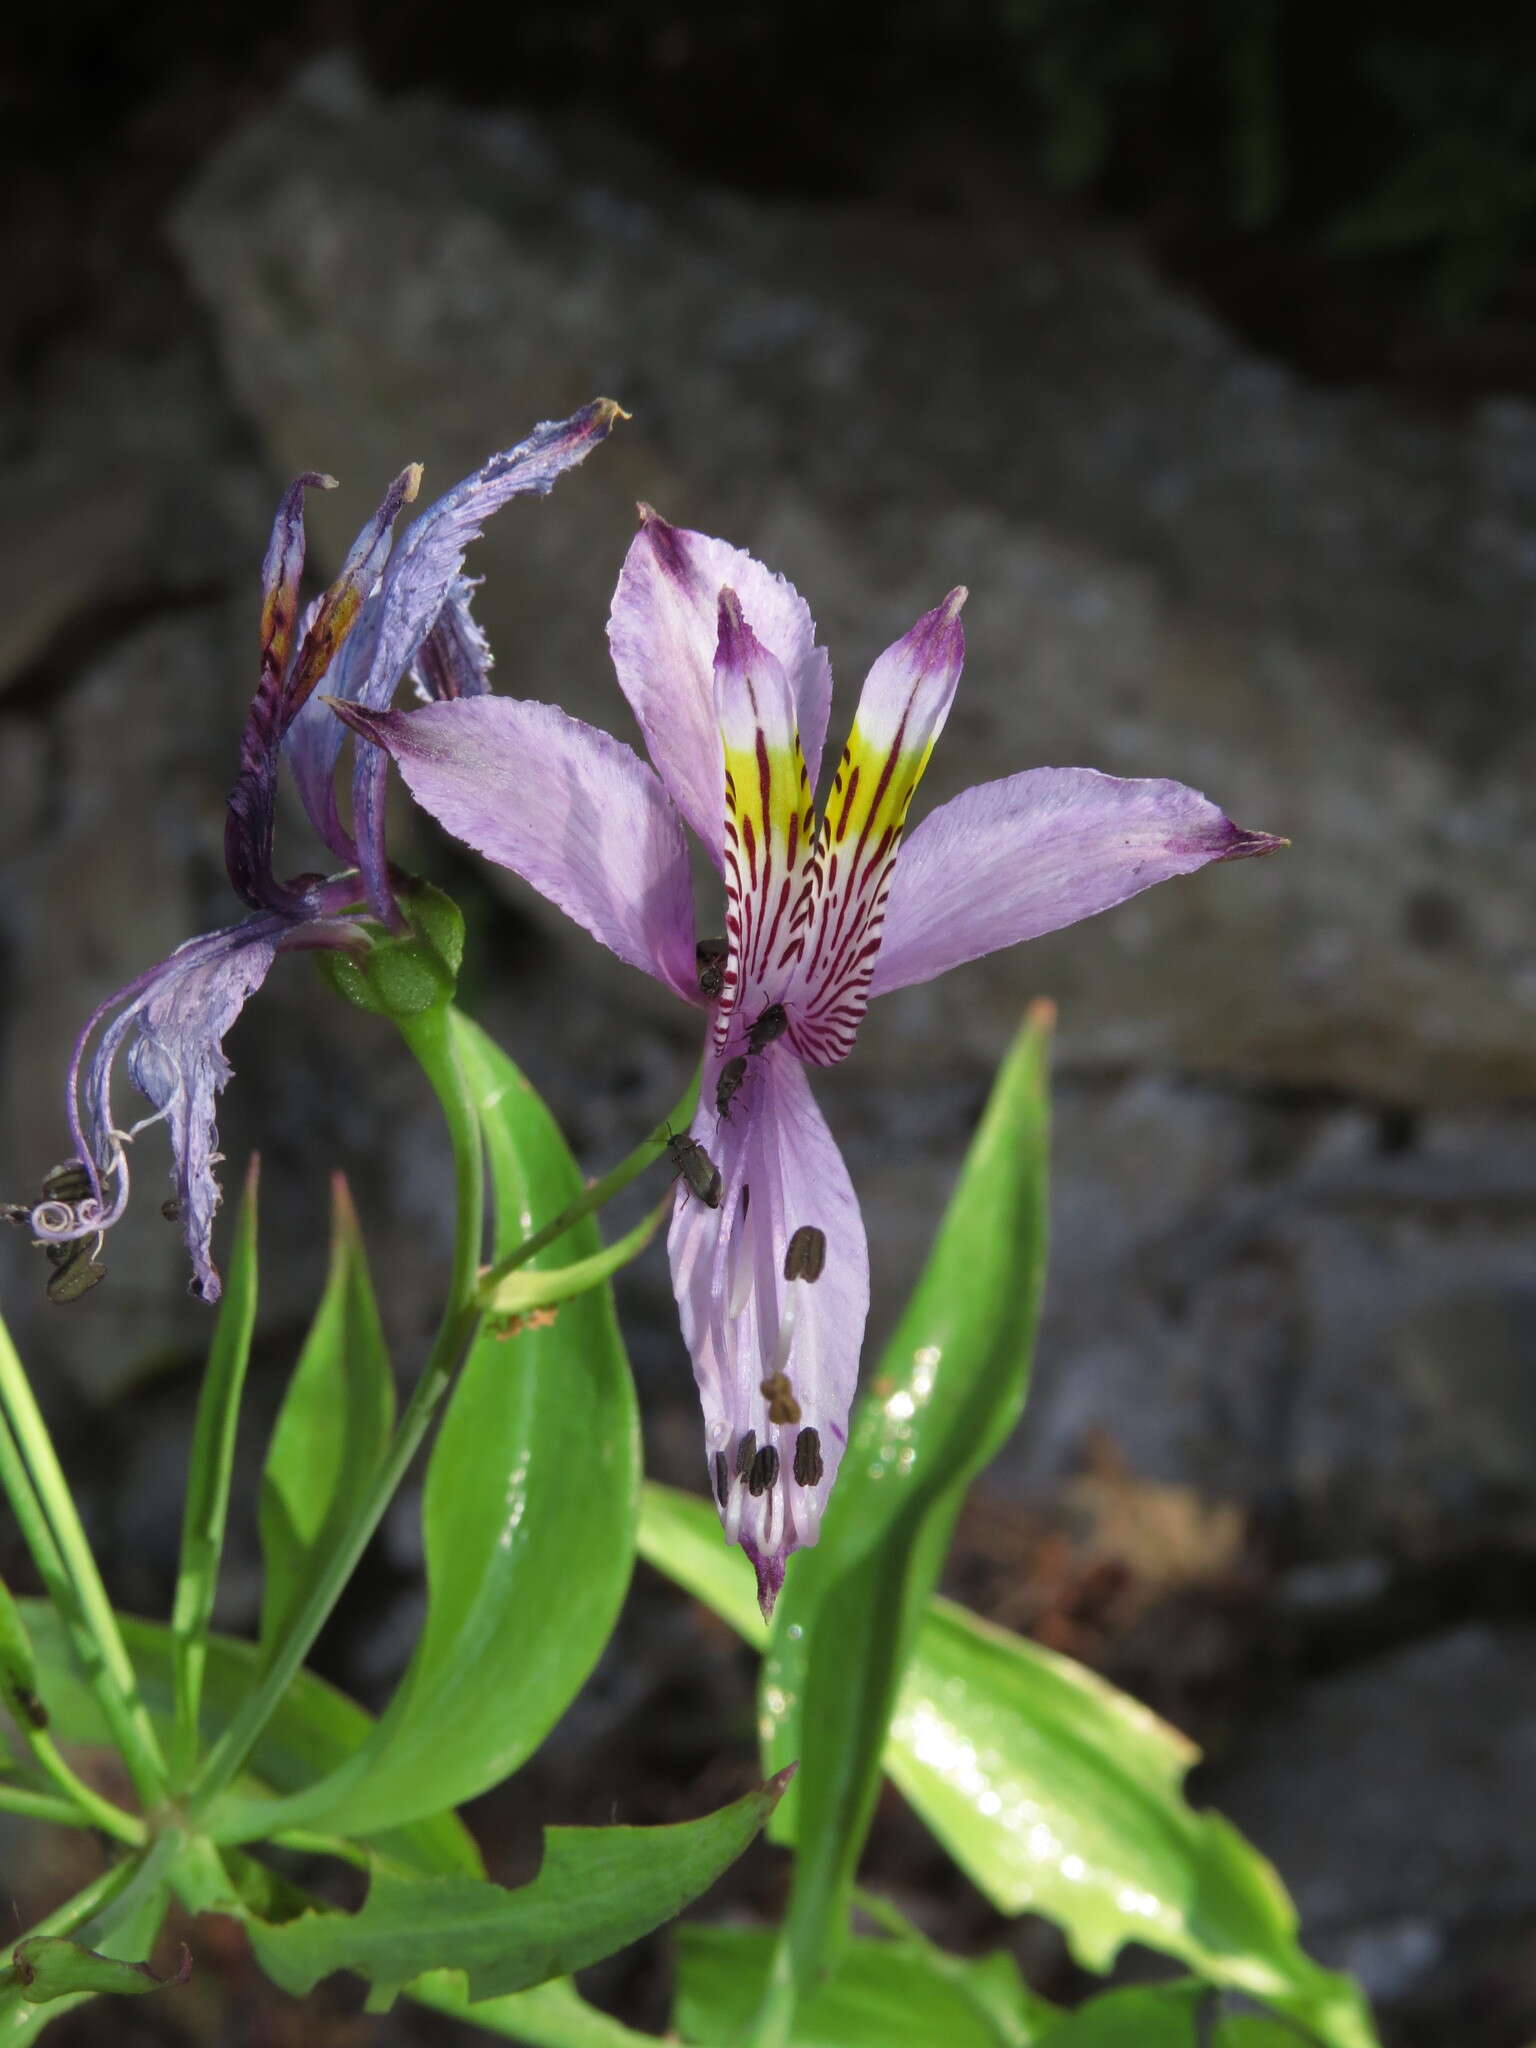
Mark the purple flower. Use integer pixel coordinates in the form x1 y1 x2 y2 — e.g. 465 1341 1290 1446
20 401 621 1302
338 510 1284 1612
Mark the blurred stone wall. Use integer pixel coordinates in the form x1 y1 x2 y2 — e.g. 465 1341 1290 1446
3 55 1536 2039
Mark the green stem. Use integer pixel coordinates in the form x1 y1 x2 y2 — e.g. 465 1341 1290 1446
484 1192 671 1316
267 1827 372 1869
19 1731 147 1846
0 1325 166 1809
23 1855 140 1941
184 1003 484 1821
475 1063 700 1303
0 1782 92 1829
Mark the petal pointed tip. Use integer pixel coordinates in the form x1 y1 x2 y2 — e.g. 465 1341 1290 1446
324 695 389 747
752 1547 787 1619
1221 823 1289 861
591 395 631 425
942 585 969 618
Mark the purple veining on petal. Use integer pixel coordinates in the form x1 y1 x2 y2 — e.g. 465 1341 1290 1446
338 695 700 1000
871 766 1286 998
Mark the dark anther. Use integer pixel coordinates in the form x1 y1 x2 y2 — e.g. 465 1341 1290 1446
161 1197 182 1224
44 1242 107 1305
714 1450 729 1506
696 937 728 1000
783 1224 827 1283
735 1429 757 1479
760 1370 802 1426
747 1002 788 1055
665 1131 723 1208
748 1444 780 1496
740 1183 751 1220
715 1055 748 1121
793 1427 824 1488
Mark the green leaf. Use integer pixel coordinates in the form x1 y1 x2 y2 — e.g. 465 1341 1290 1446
247 1774 791 2010
0 1854 173 2044
639 1487 1378 2048
673 1927 1053 2046
214 1015 641 1841
409 1971 666 2045
1036 1982 1302 2045
17 1600 476 1880
169 1161 260 1779
760 1007 1052 1983
6 1937 190 2006
258 1175 395 1654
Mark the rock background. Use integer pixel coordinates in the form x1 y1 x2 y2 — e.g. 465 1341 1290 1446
2 44 1535 2048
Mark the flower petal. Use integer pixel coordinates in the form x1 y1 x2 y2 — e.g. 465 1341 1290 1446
871 766 1287 996
788 590 966 1063
338 696 699 999
283 401 622 900
668 1046 867 1615
714 593 817 1047
34 920 285 1303
411 576 494 701
607 511 832 865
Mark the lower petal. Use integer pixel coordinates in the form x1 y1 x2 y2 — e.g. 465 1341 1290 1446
667 1047 868 1614
871 766 1285 997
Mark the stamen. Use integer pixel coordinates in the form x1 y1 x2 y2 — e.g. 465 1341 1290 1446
767 1282 800 1382
735 1430 757 1480
760 1370 802 1426
783 1224 827 1283
748 1444 780 1497
793 1427 824 1487
713 1450 729 1507
727 1195 755 1318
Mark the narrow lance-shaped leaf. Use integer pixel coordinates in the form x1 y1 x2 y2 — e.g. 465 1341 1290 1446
246 1773 793 2010
760 1004 1052 1993
1034 1982 1305 2046
213 1012 641 1841
258 1175 395 1655
169 1159 260 1778
641 1483 1378 2047
409 1968 686 2046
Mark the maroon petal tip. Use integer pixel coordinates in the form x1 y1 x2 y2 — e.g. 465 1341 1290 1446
1222 824 1289 861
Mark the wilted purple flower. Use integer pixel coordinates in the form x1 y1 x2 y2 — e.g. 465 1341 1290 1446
20 401 621 1302
339 510 1283 1611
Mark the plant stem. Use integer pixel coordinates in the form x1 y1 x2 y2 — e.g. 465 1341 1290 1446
475 1063 700 1302
0 1320 166 1809
183 1002 484 1820
0 1782 92 1829
18 1731 147 1845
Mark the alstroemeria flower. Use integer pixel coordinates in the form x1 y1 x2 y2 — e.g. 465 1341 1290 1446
340 511 1282 1611
18 401 620 1301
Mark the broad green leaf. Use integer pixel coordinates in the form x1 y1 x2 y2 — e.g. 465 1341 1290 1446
6 1936 189 2005
258 1175 394 1654
169 1162 260 1777
1036 1982 1302 2045
248 1774 790 2009
673 1927 1053 2046
17 1600 476 1879
760 1008 1051 1984
410 1971 667 2045
639 1486 1378 2048
214 1014 641 1840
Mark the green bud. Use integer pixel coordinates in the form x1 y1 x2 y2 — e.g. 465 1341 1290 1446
314 882 466 1020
